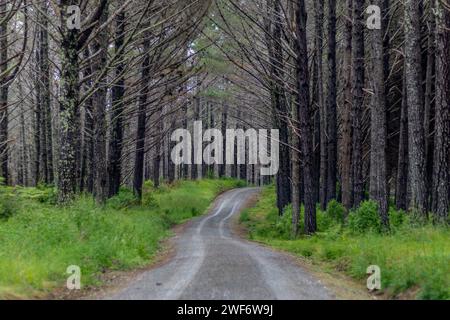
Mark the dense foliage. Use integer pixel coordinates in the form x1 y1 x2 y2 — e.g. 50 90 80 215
240 186 450 299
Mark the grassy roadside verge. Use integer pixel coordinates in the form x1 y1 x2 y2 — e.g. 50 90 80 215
0 178 244 299
240 186 450 300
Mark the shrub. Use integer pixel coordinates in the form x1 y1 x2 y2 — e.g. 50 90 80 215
316 209 334 232
141 182 158 209
17 186 57 205
234 179 247 188
274 205 294 239
107 187 139 210
0 193 17 219
206 169 215 179
327 200 345 224
389 208 408 230
348 200 382 234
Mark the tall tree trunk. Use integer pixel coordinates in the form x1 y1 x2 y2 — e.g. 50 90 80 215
311 50 320 204
396 70 409 210
369 0 390 229
314 0 327 210
405 0 427 217
153 106 163 188
431 0 449 223
292 96 301 236
37 3 51 185
341 0 353 211
351 0 365 208
41 4 53 185
207 103 214 176
92 4 109 204
219 105 228 178
34 37 42 185
295 0 316 235
133 37 151 199
168 119 177 182
57 2 81 203
191 92 200 179
268 0 291 215
0 0 9 184
108 11 126 197
326 0 337 203
80 48 94 194
19 106 27 186
424 0 436 211
182 101 189 179
57 0 107 202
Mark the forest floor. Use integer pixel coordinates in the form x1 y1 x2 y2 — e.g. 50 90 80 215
0 178 244 299
239 186 450 300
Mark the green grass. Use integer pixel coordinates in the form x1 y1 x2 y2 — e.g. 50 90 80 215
240 185 450 300
0 178 243 299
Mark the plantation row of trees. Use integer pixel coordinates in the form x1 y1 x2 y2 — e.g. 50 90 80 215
0 0 247 201
204 0 449 234
0 0 448 235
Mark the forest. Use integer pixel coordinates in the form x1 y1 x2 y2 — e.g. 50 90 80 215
0 0 448 300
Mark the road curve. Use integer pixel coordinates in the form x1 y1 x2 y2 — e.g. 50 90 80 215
107 188 334 300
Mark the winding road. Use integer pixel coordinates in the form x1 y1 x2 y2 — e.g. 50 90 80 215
107 188 334 300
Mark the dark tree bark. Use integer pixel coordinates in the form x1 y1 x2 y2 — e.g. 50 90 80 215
153 106 163 188
168 114 177 183
267 0 291 215
42 5 53 185
35 2 52 185
207 102 215 176
191 92 200 179
57 0 108 203
369 0 390 229
108 11 126 197
232 135 238 179
34 39 42 185
351 0 365 208
92 3 109 204
431 0 449 223
0 0 9 184
237 111 246 181
133 37 151 199
201 102 208 179
80 48 94 194
424 0 435 172
182 101 189 179
19 101 27 186
219 105 228 178
396 70 409 211
314 0 327 210
404 0 427 217
57 1 81 203
295 0 316 235
291 94 301 236
383 0 392 198
420 1 436 214
341 0 353 211
326 0 337 203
